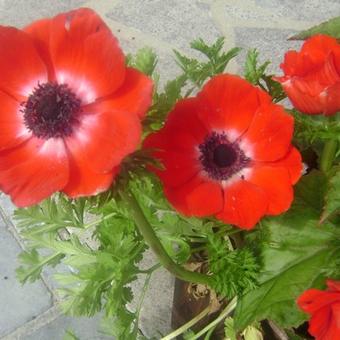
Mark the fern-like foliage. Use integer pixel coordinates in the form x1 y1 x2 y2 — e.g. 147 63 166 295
207 234 260 298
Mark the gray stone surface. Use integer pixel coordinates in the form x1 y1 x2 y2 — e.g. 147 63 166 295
108 0 221 53
0 0 87 27
0 225 52 337
128 251 174 338
25 315 112 340
255 0 340 21
234 27 302 73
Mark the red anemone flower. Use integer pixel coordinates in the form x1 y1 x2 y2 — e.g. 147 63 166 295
0 8 153 207
144 74 302 229
297 279 340 340
276 34 340 115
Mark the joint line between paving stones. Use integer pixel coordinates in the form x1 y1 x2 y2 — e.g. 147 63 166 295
0 201 58 301
1 304 62 340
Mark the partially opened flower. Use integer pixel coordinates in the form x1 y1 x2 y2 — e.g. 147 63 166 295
297 279 340 340
276 34 340 115
144 74 302 229
0 8 153 207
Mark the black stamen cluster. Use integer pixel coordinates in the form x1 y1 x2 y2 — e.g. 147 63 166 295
199 132 250 181
22 82 81 139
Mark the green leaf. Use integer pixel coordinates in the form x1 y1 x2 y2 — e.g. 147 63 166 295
234 171 339 331
63 329 80 340
145 74 187 131
244 49 270 85
321 167 340 223
224 317 237 340
16 188 147 340
244 49 285 102
16 249 64 284
294 170 327 212
14 195 90 236
289 16 340 40
174 37 241 88
291 111 340 148
183 330 196 339
127 47 157 76
208 234 260 298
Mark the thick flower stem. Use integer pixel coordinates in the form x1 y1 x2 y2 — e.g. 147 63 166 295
189 297 238 340
120 189 214 286
161 305 211 340
320 139 338 174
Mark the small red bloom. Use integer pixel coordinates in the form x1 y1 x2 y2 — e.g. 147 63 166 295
0 8 153 206
297 279 340 340
276 34 340 115
144 74 302 229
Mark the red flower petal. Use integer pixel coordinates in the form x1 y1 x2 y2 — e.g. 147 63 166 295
143 98 208 188
62 151 117 198
301 35 340 66
26 8 125 103
165 98 209 143
268 147 302 185
217 180 268 229
165 175 223 217
283 52 340 115
0 26 47 100
144 121 201 188
296 289 339 314
144 121 199 156
0 138 68 206
291 54 340 97
65 110 141 175
280 35 340 77
87 67 153 119
198 74 271 141
280 78 325 114
324 81 340 115
326 303 340 340
0 91 31 151
278 35 340 115
241 103 294 162
309 306 332 339
247 166 293 215
279 50 311 77
24 18 55 79
327 280 340 292
154 150 199 187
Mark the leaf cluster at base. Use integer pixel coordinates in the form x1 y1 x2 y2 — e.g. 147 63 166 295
15 193 147 339
207 234 260 299
234 170 340 331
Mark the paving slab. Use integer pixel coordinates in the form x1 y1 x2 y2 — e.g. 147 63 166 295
234 27 302 73
128 250 174 338
0 0 87 27
25 314 112 340
0 224 52 337
107 0 221 54
255 0 340 21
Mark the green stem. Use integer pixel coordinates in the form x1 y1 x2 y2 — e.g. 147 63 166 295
161 305 211 340
188 297 237 340
133 270 154 335
320 139 338 173
83 212 117 229
138 263 161 274
204 325 217 340
120 190 213 286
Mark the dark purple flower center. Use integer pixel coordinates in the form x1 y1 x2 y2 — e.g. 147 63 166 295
22 82 81 139
199 132 250 181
